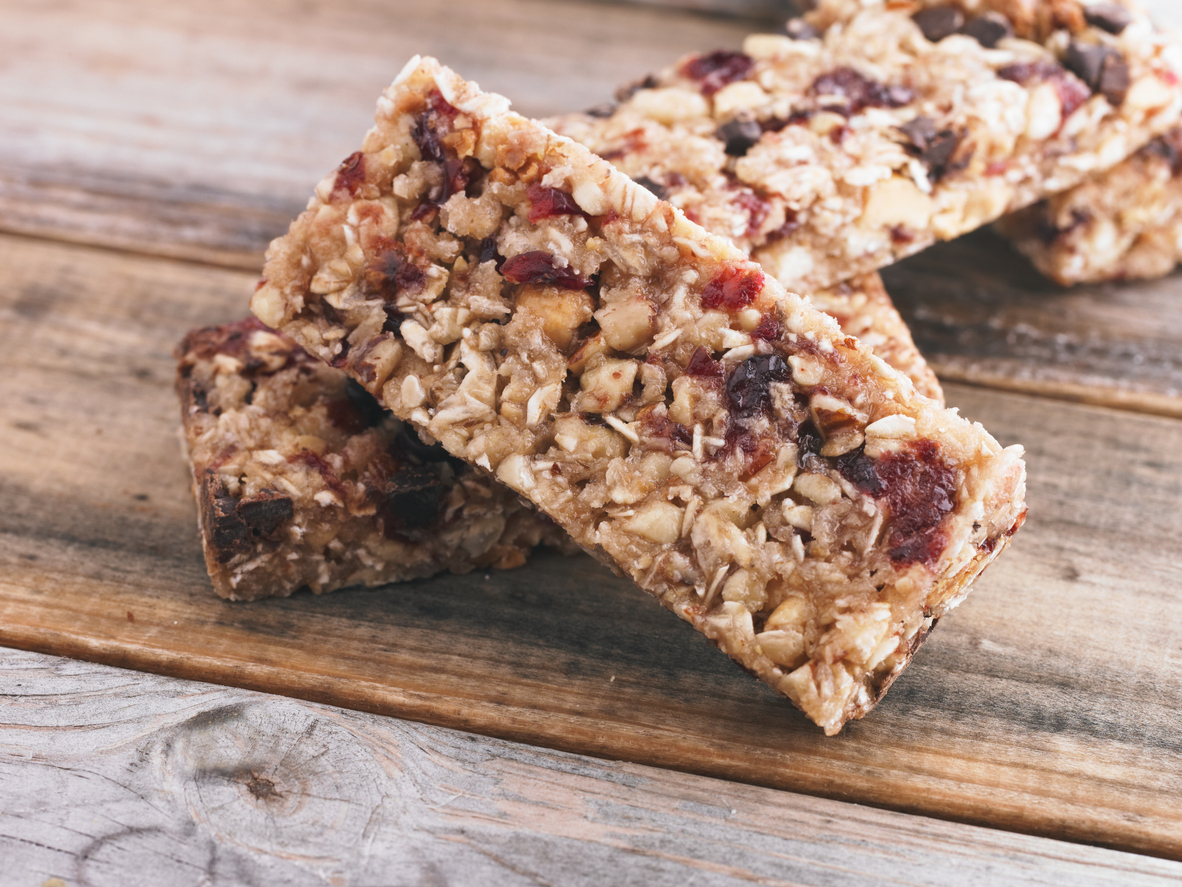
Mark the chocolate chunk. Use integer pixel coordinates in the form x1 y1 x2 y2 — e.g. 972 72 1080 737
1143 136 1182 176
236 490 294 537
201 471 250 562
1084 2 1133 35
1065 42 1129 105
784 18 819 40
899 115 938 151
584 102 617 119
912 6 964 43
718 116 763 156
811 67 914 113
1097 53 1130 106
378 466 446 532
615 74 659 104
898 116 965 181
961 12 1012 48
633 176 668 201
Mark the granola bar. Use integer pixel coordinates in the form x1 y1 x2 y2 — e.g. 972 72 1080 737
997 127 1182 283
251 57 1027 734
549 0 1182 293
176 318 565 600
542 143 943 403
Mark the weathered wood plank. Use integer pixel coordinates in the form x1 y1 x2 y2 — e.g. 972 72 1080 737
2 233 1182 860
5 646 1181 887
0 0 753 266
5 0 1182 418
884 233 1182 419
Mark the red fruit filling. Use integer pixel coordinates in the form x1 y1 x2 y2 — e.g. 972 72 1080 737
701 265 765 311
682 50 755 96
501 250 591 290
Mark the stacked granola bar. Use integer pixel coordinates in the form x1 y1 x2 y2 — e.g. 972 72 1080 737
248 57 1027 734
177 0 1182 732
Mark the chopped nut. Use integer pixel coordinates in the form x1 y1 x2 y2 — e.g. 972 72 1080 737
792 472 843 505
496 453 536 493
861 177 935 231
516 285 594 349
756 629 806 669
629 87 711 124
554 415 628 461
624 500 684 544
577 358 639 414
595 296 656 352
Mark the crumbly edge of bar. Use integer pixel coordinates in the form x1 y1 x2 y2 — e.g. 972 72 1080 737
176 318 566 600
550 0 1182 292
542 118 942 403
253 57 1027 734
996 128 1182 283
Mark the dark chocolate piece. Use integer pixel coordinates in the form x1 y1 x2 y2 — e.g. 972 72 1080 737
913 6 964 43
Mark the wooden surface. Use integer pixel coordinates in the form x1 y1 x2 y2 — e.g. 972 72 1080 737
3 234 1182 861
6 646 1182 887
4 0 1182 881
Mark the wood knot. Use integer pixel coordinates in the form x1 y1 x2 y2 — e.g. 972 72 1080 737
244 770 282 802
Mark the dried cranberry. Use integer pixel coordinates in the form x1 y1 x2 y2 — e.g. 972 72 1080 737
811 67 914 113
732 190 770 238
410 204 439 223
327 378 386 434
332 152 367 197
292 449 348 500
726 354 789 418
838 440 957 567
376 466 446 536
411 89 460 163
501 250 591 290
365 242 426 302
441 157 476 202
751 313 782 341
701 265 764 312
527 184 587 222
721 426 776 476
685 346 724 381
641 409 693 449
999 61 1092 120
879 442 956 566
766 210 801 242
682 50 754 96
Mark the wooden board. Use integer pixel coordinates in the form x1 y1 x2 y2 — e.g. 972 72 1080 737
6 646 1181 887
2 233 1182 861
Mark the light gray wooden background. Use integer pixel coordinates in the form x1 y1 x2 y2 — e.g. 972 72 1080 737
4 1 1182 885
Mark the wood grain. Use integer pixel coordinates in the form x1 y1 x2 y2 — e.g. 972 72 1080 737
4 0 1182 418
2 233 1182 860
5 647 1180 887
